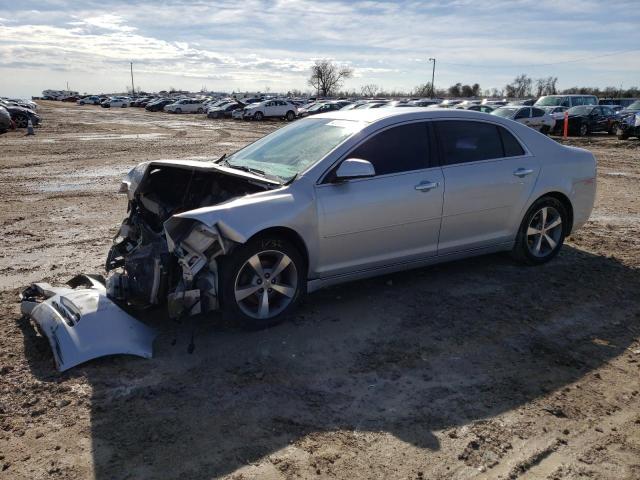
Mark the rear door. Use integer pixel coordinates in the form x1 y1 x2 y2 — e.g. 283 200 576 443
515 107 531 127
434 120 540 254
530 108 547 130
315 121 444 277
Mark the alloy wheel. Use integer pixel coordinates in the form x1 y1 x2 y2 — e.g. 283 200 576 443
15 115 28 128
526 206 563 258
234 250 298 320
580 124 588 136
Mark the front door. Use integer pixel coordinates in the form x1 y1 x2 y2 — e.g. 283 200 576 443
316 122 444 277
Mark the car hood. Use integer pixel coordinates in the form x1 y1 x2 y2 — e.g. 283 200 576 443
120 159 282 201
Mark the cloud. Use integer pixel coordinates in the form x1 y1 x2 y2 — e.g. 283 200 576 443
0 0 639 96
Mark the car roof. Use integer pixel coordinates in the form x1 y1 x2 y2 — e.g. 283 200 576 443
315 106 516 124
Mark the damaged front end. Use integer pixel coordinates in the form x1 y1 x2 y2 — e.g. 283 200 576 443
20 160 278 371
104 160 274 319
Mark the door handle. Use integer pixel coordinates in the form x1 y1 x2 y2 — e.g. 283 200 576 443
513 168 534 178
415 181 440 192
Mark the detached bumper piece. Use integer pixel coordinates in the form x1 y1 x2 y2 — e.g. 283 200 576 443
20 275 157 372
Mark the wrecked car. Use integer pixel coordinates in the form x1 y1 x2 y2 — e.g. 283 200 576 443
22 108 597 369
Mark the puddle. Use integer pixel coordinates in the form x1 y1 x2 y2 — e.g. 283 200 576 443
590 214 640 224
31 165 131 193
603 171 640 179
73 133 168 141
38 183 92 192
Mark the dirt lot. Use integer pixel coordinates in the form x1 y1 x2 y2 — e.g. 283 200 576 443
0 101 639 480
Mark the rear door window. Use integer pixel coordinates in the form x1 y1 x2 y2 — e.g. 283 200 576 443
346 122 430 175
515 108 530 119
531 108 545 117
435 121 505 165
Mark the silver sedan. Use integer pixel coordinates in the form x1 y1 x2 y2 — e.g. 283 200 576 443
101 108 597 328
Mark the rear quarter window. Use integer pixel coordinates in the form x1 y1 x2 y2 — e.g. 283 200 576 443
499 127 525 157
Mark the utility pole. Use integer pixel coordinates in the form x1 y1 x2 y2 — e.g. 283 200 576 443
428 58 436 98
130 62 135 95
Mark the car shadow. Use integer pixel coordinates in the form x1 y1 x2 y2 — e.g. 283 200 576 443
18 245 640 478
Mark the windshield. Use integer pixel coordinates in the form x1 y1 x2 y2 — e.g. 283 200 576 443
627 100 640 110
568 106 592 115
492 107 517 118
225 118 365 181
535 96 565 106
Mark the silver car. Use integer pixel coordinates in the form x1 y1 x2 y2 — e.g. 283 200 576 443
22 108 597 369
103 108 596 327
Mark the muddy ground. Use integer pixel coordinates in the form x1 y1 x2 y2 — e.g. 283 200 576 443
0 101 639 480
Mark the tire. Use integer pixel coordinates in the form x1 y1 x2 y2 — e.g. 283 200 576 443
512 196 568 266
285 110 295 122
540 125 550 135
220 235 306 329
254 111 264 121
14 114 28 128
608 122 618 135
197 107 204 113
617 129 629 140
175 108 182 114
579 123 588 136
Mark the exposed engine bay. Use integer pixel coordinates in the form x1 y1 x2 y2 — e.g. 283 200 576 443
104 161 273 319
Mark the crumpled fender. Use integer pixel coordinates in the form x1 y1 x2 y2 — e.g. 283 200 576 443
165 191 299 244
20 276 156 372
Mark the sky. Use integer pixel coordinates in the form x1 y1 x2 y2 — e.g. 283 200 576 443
0 0 639 98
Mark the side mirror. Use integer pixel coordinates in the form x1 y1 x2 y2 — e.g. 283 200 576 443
334 158 375 182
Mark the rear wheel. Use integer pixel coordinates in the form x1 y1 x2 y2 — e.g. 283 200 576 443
579 123 589 136
285 110 295 122
540 125 550 135
512 196 568 265
220 235 305 329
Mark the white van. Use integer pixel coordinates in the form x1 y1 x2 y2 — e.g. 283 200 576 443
535 95 598 108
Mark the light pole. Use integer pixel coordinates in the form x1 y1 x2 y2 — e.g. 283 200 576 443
428 58 436 98
130 62 135 95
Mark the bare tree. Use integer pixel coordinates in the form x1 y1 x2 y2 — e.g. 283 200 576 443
448 83 462 97
308 60 353 97
545 76 558 95
413 83 433 97
506 74 533 98
360 84 380 97
461 84 473 97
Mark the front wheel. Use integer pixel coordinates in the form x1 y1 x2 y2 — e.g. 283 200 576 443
175 108 182 114
253 111 264 121
14 114 28 128
197 107 203 113
220 236 305 329
512 197 568 265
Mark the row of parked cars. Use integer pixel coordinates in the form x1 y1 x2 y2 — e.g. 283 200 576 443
0 97 41 133
70 93 640 140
